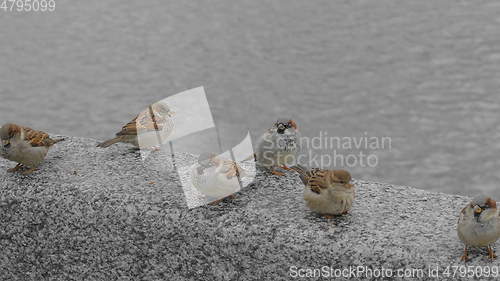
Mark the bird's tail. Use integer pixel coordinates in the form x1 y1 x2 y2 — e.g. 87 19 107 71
97 137 121 148
50 138 65 146
290 164 309 185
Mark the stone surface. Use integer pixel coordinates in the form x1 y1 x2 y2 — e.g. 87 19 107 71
0 136 499 281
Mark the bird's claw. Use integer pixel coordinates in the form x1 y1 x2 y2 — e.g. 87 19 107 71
7 164 23 173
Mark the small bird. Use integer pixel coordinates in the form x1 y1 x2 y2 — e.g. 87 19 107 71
255 119 299 176
291 165 355 218
97 102 174 149
190 152 246 205
0 123 64 175
457 196 500 261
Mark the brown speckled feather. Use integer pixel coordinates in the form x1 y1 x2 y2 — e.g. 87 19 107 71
116 111 167 136
7 124 22 138
305 169 331 194
221 159 244 178
207 157 245 179
22 126 63 147
292 166 353 194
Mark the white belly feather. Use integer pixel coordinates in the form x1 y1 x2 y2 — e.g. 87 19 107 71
2 140 49 168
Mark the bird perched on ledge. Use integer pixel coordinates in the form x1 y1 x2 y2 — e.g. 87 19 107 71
0 123 64 175
291 165 355 218
97 102 174 150
190 152 246 205
457 196 500 261
255 119 299 176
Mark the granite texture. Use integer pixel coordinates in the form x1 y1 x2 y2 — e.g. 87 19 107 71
0 136 499 281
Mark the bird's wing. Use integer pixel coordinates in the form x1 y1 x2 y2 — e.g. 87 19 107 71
306 168 330 194
220 160 246 178
23 127 57 147
458 205 468 224
116 111 167 136
290 165 328 193
116 115 140 136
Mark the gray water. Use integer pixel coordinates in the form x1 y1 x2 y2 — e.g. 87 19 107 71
2 0 500 198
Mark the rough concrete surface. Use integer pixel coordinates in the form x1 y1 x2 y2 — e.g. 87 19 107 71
0 136 499 281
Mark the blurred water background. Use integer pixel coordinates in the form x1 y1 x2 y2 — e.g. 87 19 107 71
1 0 500 198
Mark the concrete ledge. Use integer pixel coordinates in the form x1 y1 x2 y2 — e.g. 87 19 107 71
0 136 498 280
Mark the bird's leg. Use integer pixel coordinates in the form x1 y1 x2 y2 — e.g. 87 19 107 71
322 214 335 219
7 163 23 173
460 246 469 262
488 246 497 259
281 165 292 170
21 167 37 175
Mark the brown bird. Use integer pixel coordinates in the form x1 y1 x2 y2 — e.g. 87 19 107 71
457 196 500 261
0 123 64 175
97 102 174 149
291 165 355 218
191 153 246 205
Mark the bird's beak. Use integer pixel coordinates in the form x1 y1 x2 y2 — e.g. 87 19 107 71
474 206 482 221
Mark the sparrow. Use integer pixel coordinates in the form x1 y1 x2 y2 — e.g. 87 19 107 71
291 165 355 218
255 119 299 176
97 102 174 149
190 152 246 205
0 123 64 175
457 196 500 261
